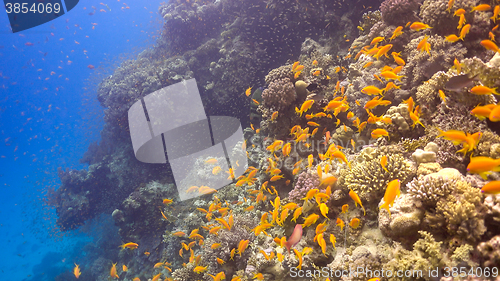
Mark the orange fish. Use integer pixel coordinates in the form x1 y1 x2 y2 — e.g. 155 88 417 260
120 242 138 250
349 189 366 215
349 218 360 229
446 0 454 12
471 104 495 120
371 128 389 139
457 14 466 29
470 85 499 96
295 100 314 117
374 44 393 60
391 52 405 66
389 26 403 41
481 39 499 52
481 181 500 194
471 4 491 12
454 8 466 16
74 264 81 279
417 35 431 55
361 85 385 96
380 71 404 81
380 155 388 172
410 22 432 31
459 24 470 40
467 156 500 179
110 262 119 279
445 34 460 43
336 217 345 231
380 179 400 216
492 5 500 23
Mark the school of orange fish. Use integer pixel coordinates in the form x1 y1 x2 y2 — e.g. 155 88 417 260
67 2 500 280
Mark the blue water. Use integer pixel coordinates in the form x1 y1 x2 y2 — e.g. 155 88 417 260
0 1 164 279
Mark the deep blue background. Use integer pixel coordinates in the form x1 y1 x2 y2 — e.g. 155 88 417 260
0 0 164 279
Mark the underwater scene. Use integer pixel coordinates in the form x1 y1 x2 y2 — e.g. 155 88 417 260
2 0 500 280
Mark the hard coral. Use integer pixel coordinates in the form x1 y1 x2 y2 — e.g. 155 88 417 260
199 214 258 278
383 231 443 281
403 35 467 91
477 235 500 268
380 0 420 26
261 77 297 111
419 0 477 36
288 171 320 203
379 193 424 241
407 172 455 207
424 179 486 243
343 149 413 203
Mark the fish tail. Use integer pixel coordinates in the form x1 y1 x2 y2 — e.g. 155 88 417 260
436 128 445 137
283 241 291 255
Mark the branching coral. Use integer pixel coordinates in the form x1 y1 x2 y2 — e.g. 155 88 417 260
424 179 486 243
383 231 444 281
343 149 414 203
416 71 494 114
407 173 455 207
461 56 500 89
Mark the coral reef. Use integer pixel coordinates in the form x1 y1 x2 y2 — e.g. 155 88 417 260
261 77 297 111
407 171 455 207
379 193 424 241
342 147 414 203
419 0 477 36
380 0 420 26
422 175 486 243
477 235 500 268
403 35 467 91
383 231 444 281
289 171 321 203
50 0 500 279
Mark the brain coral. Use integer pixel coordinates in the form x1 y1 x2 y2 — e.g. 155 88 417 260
380 0 421 26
